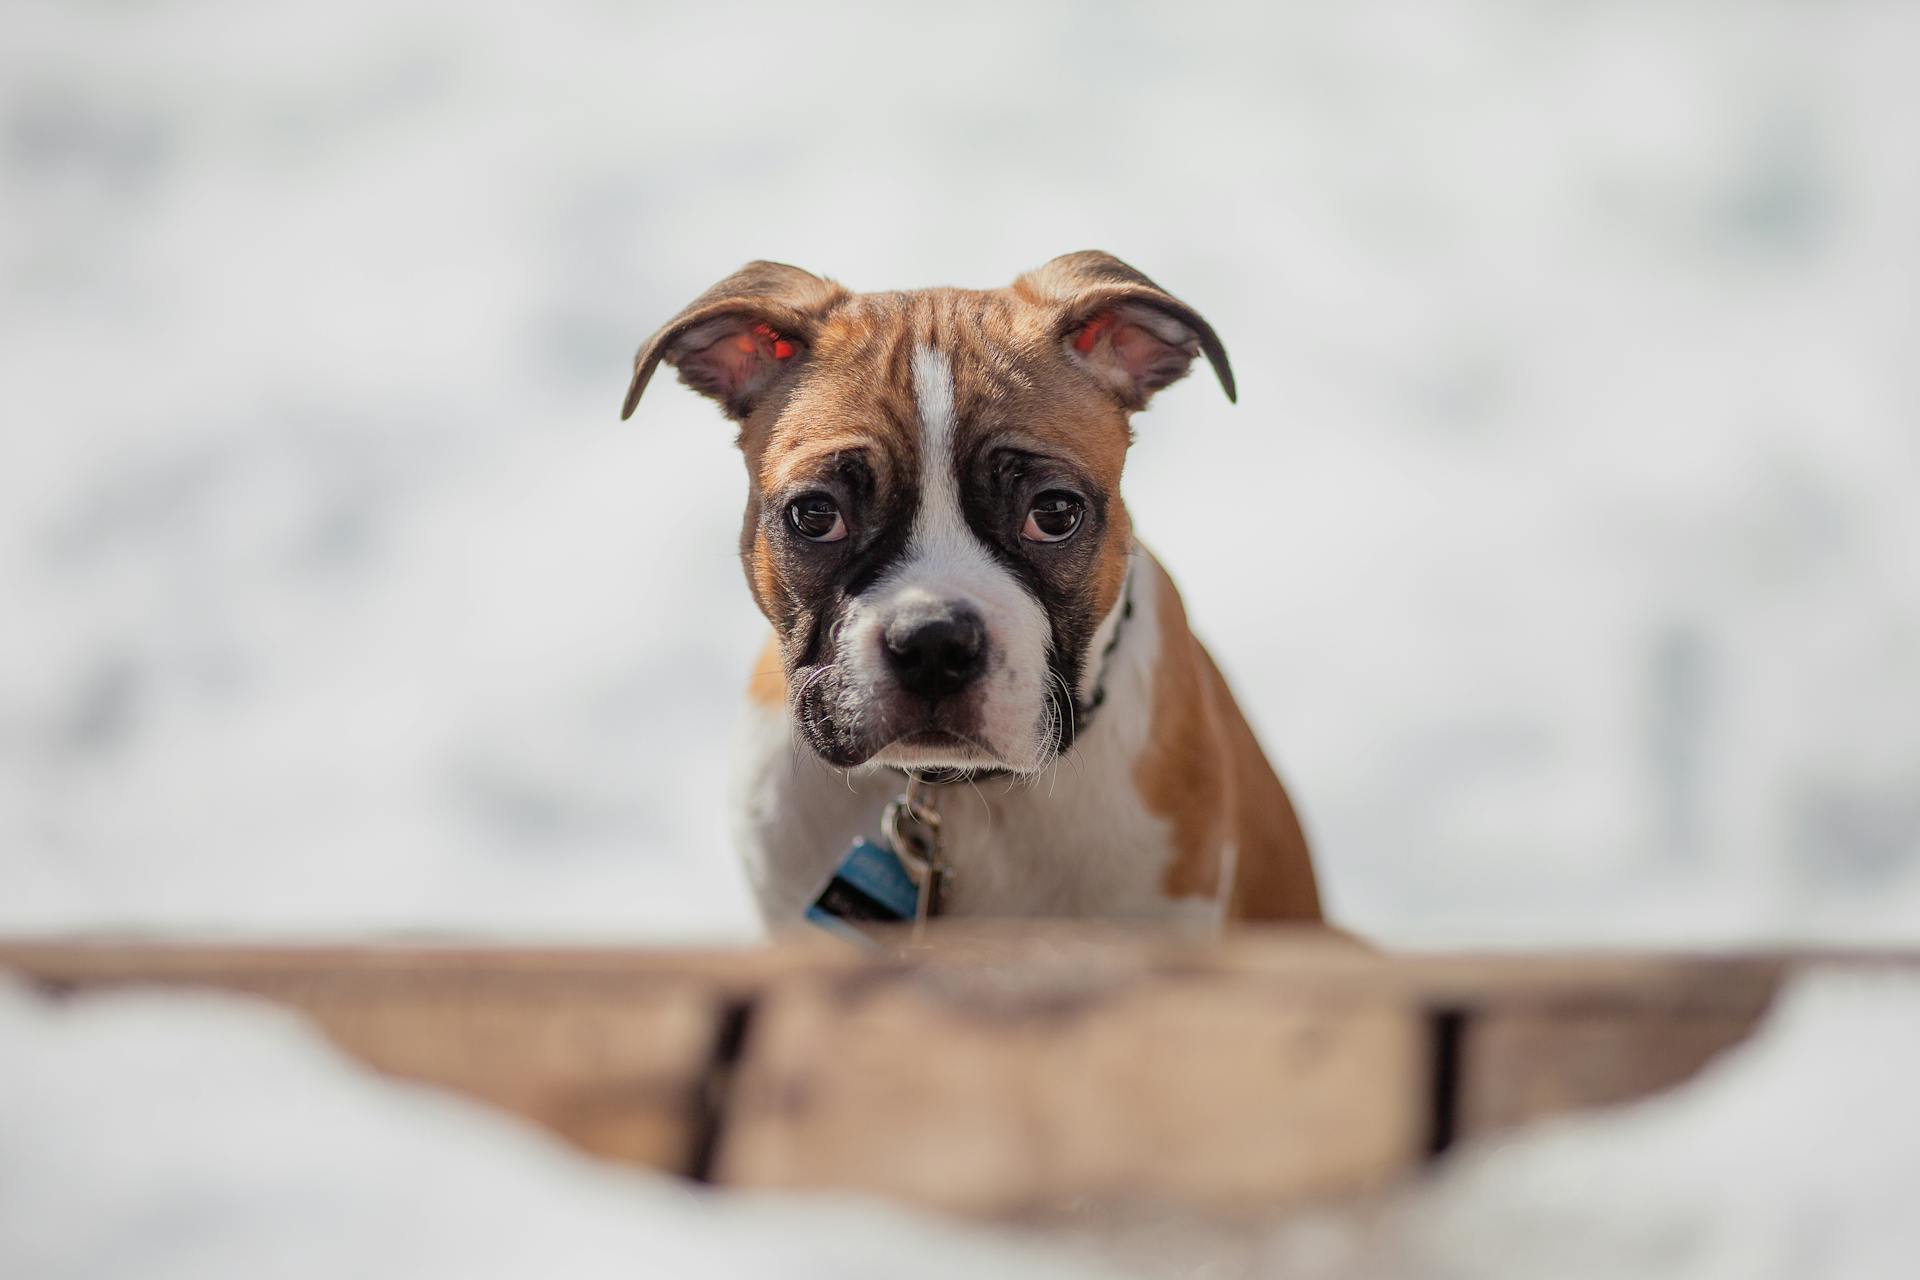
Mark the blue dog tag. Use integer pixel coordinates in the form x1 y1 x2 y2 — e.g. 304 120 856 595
805 837 921 945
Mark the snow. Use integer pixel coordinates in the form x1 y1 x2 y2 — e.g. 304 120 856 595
0 979 1115 1279
1348 968 1920 1280
3 2 1919 946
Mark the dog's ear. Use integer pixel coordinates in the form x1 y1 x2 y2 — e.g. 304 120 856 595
1015 250 1235 409
623 261 847 421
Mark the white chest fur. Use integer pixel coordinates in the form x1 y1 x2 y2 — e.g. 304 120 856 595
728 553 1226 932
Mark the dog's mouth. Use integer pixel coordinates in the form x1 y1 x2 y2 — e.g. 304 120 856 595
790 658 1062 775
869 723 1003 772
894 728 971 750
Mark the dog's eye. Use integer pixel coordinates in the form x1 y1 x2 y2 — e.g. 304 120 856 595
1022 492 1084 543
787 494 848 543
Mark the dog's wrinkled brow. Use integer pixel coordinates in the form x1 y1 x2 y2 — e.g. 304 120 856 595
763 435 908 494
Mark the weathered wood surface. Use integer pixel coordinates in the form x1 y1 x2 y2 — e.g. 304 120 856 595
719 966 1424 1212
0 937 854 1174
0 928 1881 1215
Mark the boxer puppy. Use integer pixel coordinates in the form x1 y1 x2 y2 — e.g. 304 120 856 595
624 252 1321 930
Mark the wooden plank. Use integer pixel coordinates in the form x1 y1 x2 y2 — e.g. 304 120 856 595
0 937 856 993
281 984 727 1169
1214 932 1792 1009
0 931 1806 1010
716 966 1426 1214
1457 1004 1772 1138
0 943 759 1174
6 933 1904 1214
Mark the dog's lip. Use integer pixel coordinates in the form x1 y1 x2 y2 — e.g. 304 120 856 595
869 725 1004 768
896 728 969 747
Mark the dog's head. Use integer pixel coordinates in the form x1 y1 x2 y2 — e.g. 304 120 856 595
624 252 1233 775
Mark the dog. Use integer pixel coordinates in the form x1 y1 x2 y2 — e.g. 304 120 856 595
624 252 1323 931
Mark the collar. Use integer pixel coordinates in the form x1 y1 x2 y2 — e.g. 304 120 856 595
1077 565 1136 727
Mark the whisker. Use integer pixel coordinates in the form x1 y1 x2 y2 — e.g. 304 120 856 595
1030 668 1081 792
963 773 994 837
1054 671 1079 748
1053 670 1090 788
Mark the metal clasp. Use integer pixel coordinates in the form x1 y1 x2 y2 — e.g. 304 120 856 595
883 771 948 935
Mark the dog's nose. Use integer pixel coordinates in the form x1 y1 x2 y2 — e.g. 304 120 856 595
883 603 987 700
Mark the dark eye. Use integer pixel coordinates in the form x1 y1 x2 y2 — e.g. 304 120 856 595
787 494 848 543
1021 491 1084 543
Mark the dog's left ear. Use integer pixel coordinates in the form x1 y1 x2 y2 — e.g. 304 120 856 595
623 260 847 421
1015 250 1236 409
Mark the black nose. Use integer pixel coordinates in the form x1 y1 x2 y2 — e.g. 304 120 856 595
883 603 987 700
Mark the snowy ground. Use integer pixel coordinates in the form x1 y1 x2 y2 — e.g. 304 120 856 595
7 969 1917 1278
0 978 1115 1279
8 6 1920 1268
1358 968 1920 1280
4 2 1919 946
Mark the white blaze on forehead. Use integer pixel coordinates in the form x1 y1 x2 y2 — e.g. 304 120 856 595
908 344 966 557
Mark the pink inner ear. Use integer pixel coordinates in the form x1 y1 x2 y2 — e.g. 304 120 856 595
676 321 799 407
1072 312 1115 353
1109 321 1192 392
1071 308 1197 398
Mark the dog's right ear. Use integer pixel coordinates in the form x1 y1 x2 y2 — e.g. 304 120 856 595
622 261 846 421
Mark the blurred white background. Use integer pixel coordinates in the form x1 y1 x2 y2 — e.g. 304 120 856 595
4 1 1917 945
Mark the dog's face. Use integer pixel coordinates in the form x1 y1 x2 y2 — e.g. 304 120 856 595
624 252 1234 775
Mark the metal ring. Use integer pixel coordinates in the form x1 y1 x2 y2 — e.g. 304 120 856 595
883 801 934 871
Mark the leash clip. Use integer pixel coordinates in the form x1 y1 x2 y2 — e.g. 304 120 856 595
883 770 949 935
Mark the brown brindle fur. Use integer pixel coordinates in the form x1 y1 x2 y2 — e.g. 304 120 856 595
1206 644 1323 921
747 633 787 709
1138 564 1321 920
1135 572 1229 899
